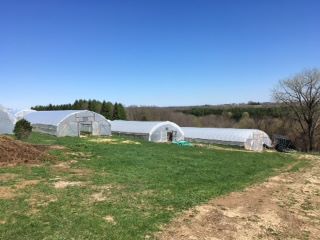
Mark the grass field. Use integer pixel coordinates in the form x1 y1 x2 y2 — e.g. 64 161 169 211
0 133 296 240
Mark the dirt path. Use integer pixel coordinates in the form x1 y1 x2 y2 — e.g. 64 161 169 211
158 157 320 240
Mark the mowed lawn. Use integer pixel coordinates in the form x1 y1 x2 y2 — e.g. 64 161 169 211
0 133 296 240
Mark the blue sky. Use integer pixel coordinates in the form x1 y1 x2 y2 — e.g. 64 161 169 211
0 0 319 108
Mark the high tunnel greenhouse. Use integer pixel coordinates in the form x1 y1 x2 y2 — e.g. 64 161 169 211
0 106 273 151
0 105 16 134
23 110 111 137
111 120 185 142
182 127 272 151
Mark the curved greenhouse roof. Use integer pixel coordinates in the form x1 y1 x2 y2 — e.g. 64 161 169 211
25 110 84 126
182 127 272 151
111 120 184 142
13 109 36 120
24 110 111 137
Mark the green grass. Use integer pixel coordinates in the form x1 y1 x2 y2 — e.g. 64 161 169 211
0 133 296 240
287 159 310 172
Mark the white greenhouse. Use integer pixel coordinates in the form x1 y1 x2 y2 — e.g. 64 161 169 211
0 105 16 134
111 120 184 142
182 127 272 151
13 109 36 120
24 110 111 137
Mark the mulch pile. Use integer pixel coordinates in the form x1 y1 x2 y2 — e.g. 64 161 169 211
0 136 50 166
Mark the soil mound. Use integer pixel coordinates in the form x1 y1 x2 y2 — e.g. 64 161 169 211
0 136 50 166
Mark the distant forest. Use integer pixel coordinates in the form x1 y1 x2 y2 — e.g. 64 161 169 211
179 105 289 121
32 99 127 120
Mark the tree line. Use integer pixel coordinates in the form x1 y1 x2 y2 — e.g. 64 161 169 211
180 105 289 121
32 99 127 120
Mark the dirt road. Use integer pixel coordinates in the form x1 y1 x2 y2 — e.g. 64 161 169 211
158 156 320 240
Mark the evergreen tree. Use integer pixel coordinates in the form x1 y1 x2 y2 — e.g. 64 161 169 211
88 99 93 111
112 103 119 120
101 101 113 119
118 103 127 120
90 99 102 113
14 119 32 140
106 102 113 119
80 99 89 110
73 100 81 110
32 99 126 116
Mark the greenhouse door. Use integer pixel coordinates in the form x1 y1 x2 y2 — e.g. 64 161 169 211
79 123 93 136
167 132 173 142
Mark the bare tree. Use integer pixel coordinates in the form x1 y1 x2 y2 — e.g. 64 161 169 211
273 68 320 151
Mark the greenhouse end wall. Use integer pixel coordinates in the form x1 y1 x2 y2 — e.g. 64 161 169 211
150 123 184 142
0 109 15 134
56 111 111 137
24 110 111 137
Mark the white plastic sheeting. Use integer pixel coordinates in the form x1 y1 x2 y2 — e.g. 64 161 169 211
24 110 111 137
13 109 36 120
111 120 184 142
0 105 16 134
182 127 272 151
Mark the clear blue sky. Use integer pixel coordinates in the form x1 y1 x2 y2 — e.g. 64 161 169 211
0 0 319 108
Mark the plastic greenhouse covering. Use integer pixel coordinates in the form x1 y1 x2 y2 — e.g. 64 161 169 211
0 105 16 134
24 110 111 137
111 120 184 142
182 127 272 151
13 109 36 120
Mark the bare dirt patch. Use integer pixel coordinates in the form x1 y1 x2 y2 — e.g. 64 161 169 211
122 140 141 145
0 136 51 166
52 160 92 177
69 168 92 176
88 138 141 145
66 151 93 160
53 162 70 170
28 192 58 215
0 179 41 199
15 180 40 190
53 181 86 189
103 215 117 225
195 143 251 153
0 179 40 200
88 138 117 144
49 145 68 150
0 173 18 181
90 184 124 203
0 187 15 199
297 154 319 161
158 157 320 240
90 192 107 202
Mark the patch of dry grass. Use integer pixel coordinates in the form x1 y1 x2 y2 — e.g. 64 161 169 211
53 181 86 189
88 138 141 145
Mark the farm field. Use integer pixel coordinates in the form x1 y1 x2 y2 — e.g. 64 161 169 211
0 133 297 239
159 155 320 240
